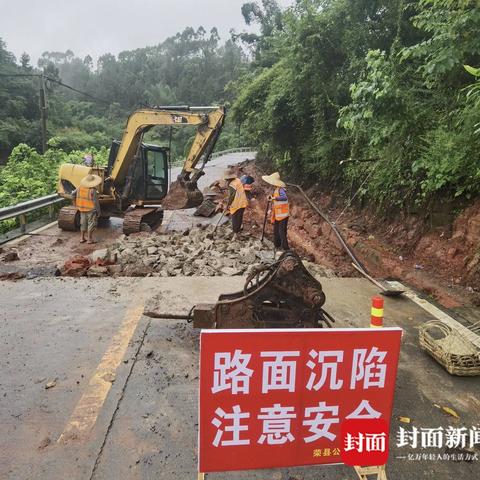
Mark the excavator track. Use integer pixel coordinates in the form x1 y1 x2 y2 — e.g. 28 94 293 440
123 207 164 235
58 206 80 231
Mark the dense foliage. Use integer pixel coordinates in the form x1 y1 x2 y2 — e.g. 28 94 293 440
2 0 480 219
0 144 108 232
0 27 248 161
0 144 107 208
232 0 480 212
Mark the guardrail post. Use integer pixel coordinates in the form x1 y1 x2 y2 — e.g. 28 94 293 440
0 194 67 243
19 214 27 233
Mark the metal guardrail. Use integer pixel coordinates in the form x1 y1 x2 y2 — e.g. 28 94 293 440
0 193 65 233
0 147 256 235
171 146 256 166
210 147 256 159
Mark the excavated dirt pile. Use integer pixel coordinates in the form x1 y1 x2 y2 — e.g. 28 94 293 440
64 225 332 278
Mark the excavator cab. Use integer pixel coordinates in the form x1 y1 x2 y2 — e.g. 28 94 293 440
132 144 169 202
144 146 169 201
107 140 169 204
58 106 225 234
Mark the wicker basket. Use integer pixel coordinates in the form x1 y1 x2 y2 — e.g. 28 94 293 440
419 320 480 376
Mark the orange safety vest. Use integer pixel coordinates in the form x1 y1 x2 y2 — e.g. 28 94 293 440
271 187 289 223
229 178 248 214
76 187 96 212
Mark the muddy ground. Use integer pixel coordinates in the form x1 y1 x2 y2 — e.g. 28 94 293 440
234 162 480 310
2 154 480 313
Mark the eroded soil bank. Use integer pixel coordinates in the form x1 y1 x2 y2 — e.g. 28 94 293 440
2 158 479 309
239 161 480 308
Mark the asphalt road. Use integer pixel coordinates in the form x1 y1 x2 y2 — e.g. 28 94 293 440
1 275 479 480
160 151 254 232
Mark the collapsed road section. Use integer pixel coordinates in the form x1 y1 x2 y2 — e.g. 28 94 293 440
1 152 480 480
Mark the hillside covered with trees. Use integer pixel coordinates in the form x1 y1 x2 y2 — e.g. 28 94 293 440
0 26 247 161
232 0 480 212
1 0 480 216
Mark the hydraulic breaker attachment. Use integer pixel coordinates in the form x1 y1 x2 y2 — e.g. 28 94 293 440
192 251 334 329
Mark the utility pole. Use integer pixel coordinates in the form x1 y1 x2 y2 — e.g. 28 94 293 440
38 75 47 153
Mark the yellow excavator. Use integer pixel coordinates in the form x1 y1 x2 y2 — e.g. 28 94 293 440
57 106 225 234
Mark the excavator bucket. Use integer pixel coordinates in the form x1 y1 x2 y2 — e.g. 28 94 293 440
161 179 204 210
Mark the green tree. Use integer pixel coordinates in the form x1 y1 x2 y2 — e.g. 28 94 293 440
232 0 480 211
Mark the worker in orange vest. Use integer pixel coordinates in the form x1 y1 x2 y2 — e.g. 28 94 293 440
224 169 248 238
74 174 102 244
262 171 290 250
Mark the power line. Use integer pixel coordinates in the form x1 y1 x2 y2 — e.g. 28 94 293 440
0 71 113 152
0 72 111 105
49 76 111 105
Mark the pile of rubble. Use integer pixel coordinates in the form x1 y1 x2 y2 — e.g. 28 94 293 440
87 226 278 277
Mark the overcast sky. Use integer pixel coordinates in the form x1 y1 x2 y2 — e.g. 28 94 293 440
1 0 295 65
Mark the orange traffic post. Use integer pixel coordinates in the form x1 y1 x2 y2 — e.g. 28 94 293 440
370 296 384 328
366 299 387 478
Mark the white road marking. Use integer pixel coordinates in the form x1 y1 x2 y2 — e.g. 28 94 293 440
386 281 480 348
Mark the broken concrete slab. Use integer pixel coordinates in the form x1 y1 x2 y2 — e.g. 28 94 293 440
86 265 109 277
103 225 289 279
90 248 109 263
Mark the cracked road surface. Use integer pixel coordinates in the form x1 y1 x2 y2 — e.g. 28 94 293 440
1 276 479 480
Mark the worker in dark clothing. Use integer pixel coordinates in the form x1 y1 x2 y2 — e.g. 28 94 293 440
262 171 290 251
224 169 248 237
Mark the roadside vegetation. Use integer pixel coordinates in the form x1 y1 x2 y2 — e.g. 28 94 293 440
1 0 479 218
0 145 108 232
231 0 480 213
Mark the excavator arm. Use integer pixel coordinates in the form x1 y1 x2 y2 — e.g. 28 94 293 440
110 106 226 209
